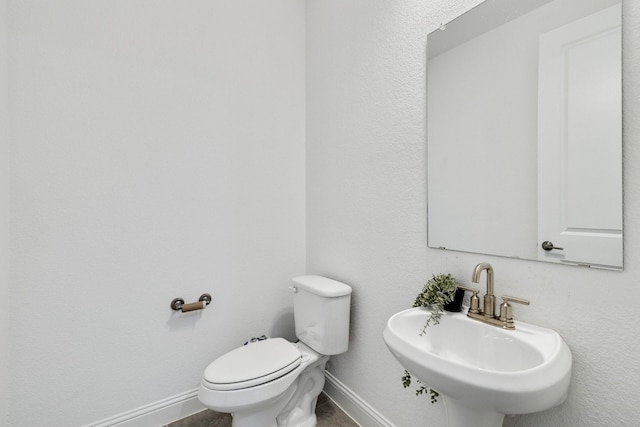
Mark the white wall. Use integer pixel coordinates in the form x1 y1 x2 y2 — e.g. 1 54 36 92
307 0 640 426
7 1 305 426
6 1 640 426
0 0 10 425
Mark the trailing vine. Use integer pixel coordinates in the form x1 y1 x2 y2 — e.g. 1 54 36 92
413 273 459 335
401 274 460 402
401 370 440 404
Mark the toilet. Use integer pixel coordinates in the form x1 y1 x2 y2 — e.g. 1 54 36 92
198 275 352 427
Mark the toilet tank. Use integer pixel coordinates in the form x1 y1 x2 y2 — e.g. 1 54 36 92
292 275 352 355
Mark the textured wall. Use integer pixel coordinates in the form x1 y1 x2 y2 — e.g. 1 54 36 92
307 0 640 426
7 1 305 426
6 1 640 426
0 0 9 425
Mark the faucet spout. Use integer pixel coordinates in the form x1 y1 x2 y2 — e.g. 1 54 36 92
472 263 495 318
465 263 528 329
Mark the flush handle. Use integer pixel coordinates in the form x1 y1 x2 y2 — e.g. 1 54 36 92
541 241 563 251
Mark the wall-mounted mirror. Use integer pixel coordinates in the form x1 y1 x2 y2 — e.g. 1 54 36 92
427 0 622 270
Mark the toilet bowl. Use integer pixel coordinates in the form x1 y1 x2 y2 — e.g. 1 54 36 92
198 275 352 427
199 339 328 427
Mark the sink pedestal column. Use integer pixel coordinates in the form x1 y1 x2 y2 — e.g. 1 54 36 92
443 397 505 427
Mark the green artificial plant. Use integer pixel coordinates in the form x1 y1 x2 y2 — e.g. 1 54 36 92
413 273 459 335
402 273 460 403
402 370 440 403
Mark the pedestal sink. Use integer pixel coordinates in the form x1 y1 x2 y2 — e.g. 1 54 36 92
383 307 572 427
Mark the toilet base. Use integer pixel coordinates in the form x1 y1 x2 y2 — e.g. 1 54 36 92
228 354 328 427
230 383 297 427
276 355 328 427
202 343 330 427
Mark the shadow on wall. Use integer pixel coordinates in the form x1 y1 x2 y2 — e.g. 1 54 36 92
270 308 296 341
165 306 208 332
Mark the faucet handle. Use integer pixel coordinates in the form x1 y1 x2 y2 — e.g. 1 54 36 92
499 295 530 323
458 286 481 314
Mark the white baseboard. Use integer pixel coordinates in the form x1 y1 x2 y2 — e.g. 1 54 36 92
323 371 395 427
82 372 392 427
82 389 206 427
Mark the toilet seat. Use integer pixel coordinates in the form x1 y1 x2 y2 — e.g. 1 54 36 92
202 338 302 391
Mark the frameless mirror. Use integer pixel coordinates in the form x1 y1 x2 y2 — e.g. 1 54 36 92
427 0 622 270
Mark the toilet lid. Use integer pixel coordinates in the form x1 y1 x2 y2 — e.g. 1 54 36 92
203 338 302 391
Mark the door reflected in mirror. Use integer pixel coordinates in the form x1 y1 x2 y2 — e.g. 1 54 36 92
427 0 622 270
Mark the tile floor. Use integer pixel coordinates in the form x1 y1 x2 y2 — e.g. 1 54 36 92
165 393 359 427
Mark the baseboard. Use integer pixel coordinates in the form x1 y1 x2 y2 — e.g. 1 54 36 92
82 389 206 427
82 372 391 427
323 371 395 427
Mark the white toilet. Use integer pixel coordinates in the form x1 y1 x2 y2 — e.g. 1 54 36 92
198 275 352 427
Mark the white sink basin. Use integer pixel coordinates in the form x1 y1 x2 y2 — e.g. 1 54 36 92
383 307 572 426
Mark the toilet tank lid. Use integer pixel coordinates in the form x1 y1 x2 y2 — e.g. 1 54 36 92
292 275 352 297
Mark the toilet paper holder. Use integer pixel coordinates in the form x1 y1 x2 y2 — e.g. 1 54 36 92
170 293 212 312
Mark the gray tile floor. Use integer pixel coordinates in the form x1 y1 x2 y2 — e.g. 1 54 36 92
165 393 358 427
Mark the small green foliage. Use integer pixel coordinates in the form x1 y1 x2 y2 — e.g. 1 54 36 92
413 273 459 335
400 274 460 402
401 370 439 403
401 370 411 388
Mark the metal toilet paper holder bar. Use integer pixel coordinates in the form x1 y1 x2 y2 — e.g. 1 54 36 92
170 293 212 312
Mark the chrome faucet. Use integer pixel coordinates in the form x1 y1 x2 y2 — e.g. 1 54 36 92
458 263 530 329
472 262 495 318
